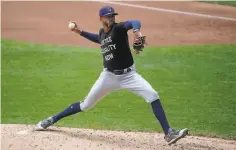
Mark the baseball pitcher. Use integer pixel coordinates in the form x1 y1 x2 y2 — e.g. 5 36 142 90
36 6 188 145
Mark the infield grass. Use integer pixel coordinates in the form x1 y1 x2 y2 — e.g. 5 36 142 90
202 1 236 7
2 39 236 139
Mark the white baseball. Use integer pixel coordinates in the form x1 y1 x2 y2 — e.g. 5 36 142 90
68 22 76 29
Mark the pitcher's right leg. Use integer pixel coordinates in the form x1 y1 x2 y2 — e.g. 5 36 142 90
36 71 119 130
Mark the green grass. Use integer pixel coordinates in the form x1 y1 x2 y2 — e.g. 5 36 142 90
202 1 236 7
2 39 236 140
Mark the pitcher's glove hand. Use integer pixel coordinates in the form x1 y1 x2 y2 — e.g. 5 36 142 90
133 36 146 51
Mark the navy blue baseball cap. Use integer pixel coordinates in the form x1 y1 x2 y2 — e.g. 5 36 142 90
99 6 118 17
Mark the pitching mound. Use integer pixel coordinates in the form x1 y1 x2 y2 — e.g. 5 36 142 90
2 124 236 150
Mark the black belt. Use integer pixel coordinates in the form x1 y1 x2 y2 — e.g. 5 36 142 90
107 67 132 75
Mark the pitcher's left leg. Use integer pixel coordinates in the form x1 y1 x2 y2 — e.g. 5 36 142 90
120 72 188 145
36 71 119 130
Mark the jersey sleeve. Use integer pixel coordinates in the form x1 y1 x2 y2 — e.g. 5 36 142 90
116 20 141 33
80 31 100 44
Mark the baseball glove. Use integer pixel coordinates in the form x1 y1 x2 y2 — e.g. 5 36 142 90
133 36 146 51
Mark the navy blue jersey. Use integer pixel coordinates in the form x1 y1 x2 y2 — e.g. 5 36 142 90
99 22 133 70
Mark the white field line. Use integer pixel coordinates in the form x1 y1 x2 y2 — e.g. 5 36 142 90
99 1 236 22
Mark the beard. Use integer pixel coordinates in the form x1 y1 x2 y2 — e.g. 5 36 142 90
104 22 109 27
106 19 115 28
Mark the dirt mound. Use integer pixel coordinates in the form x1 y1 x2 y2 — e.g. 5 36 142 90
1 124 236 150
